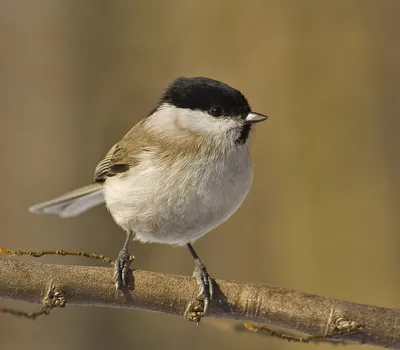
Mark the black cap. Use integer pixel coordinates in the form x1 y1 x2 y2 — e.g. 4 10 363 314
161 77 251 118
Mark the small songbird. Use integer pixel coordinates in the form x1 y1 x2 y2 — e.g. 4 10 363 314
29 76 267 313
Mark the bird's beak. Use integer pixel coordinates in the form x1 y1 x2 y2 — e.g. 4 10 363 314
244 112 268 124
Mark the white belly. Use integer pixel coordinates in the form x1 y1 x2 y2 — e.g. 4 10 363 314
103 146 252 246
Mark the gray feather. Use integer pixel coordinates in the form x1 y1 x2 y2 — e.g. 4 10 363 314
29 183 104 218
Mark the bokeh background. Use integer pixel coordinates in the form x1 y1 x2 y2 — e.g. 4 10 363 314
0 0 399 349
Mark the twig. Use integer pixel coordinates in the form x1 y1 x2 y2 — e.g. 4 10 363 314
0 247 131 266
243 320 362 344
0 283 66 320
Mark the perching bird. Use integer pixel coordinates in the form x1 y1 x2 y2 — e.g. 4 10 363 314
29 76 267 313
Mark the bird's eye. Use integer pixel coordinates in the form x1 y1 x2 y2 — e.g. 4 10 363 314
209 106 223 117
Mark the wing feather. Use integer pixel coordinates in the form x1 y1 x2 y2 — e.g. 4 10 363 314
93 122 146 182
93 143 121 182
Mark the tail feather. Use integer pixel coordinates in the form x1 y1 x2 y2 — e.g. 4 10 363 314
29 183 104 218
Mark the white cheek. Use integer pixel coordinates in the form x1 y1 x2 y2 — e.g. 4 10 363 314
176 109 238 135
145 103 240 138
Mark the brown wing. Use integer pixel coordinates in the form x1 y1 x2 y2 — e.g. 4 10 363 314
93 122 146 182
93 144 124 182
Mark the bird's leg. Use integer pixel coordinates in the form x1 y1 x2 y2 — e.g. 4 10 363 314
114 230 134 289
187 243 214 314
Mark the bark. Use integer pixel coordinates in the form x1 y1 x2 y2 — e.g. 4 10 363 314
0 257 398 348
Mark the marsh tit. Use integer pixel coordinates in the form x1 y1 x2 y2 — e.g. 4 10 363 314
29 76 267 313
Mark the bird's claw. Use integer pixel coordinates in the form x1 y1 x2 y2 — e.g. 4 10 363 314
113 249 132 290
192 262 214 314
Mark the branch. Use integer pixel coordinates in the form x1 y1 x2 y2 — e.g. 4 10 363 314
0 257 399 348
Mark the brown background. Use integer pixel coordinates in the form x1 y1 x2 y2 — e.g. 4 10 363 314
0 1 399 349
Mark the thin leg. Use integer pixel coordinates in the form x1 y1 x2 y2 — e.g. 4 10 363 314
187 243 214 314
114 230 134 289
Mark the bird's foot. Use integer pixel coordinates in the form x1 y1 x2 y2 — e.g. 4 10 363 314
193 262 214 313
113 248 134 290
185 260 214 323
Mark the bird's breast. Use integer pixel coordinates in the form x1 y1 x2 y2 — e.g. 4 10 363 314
103 146 252 245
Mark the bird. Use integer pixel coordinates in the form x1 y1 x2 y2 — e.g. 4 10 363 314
29 76 267 314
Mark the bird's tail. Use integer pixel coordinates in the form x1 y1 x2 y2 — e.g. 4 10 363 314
29 183 104 218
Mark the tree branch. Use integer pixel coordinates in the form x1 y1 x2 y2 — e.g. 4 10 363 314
0 257 399 348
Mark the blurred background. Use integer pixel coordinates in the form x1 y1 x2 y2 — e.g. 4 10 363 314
0 0 399 349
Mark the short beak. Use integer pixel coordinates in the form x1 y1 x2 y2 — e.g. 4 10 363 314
244 112 268 124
